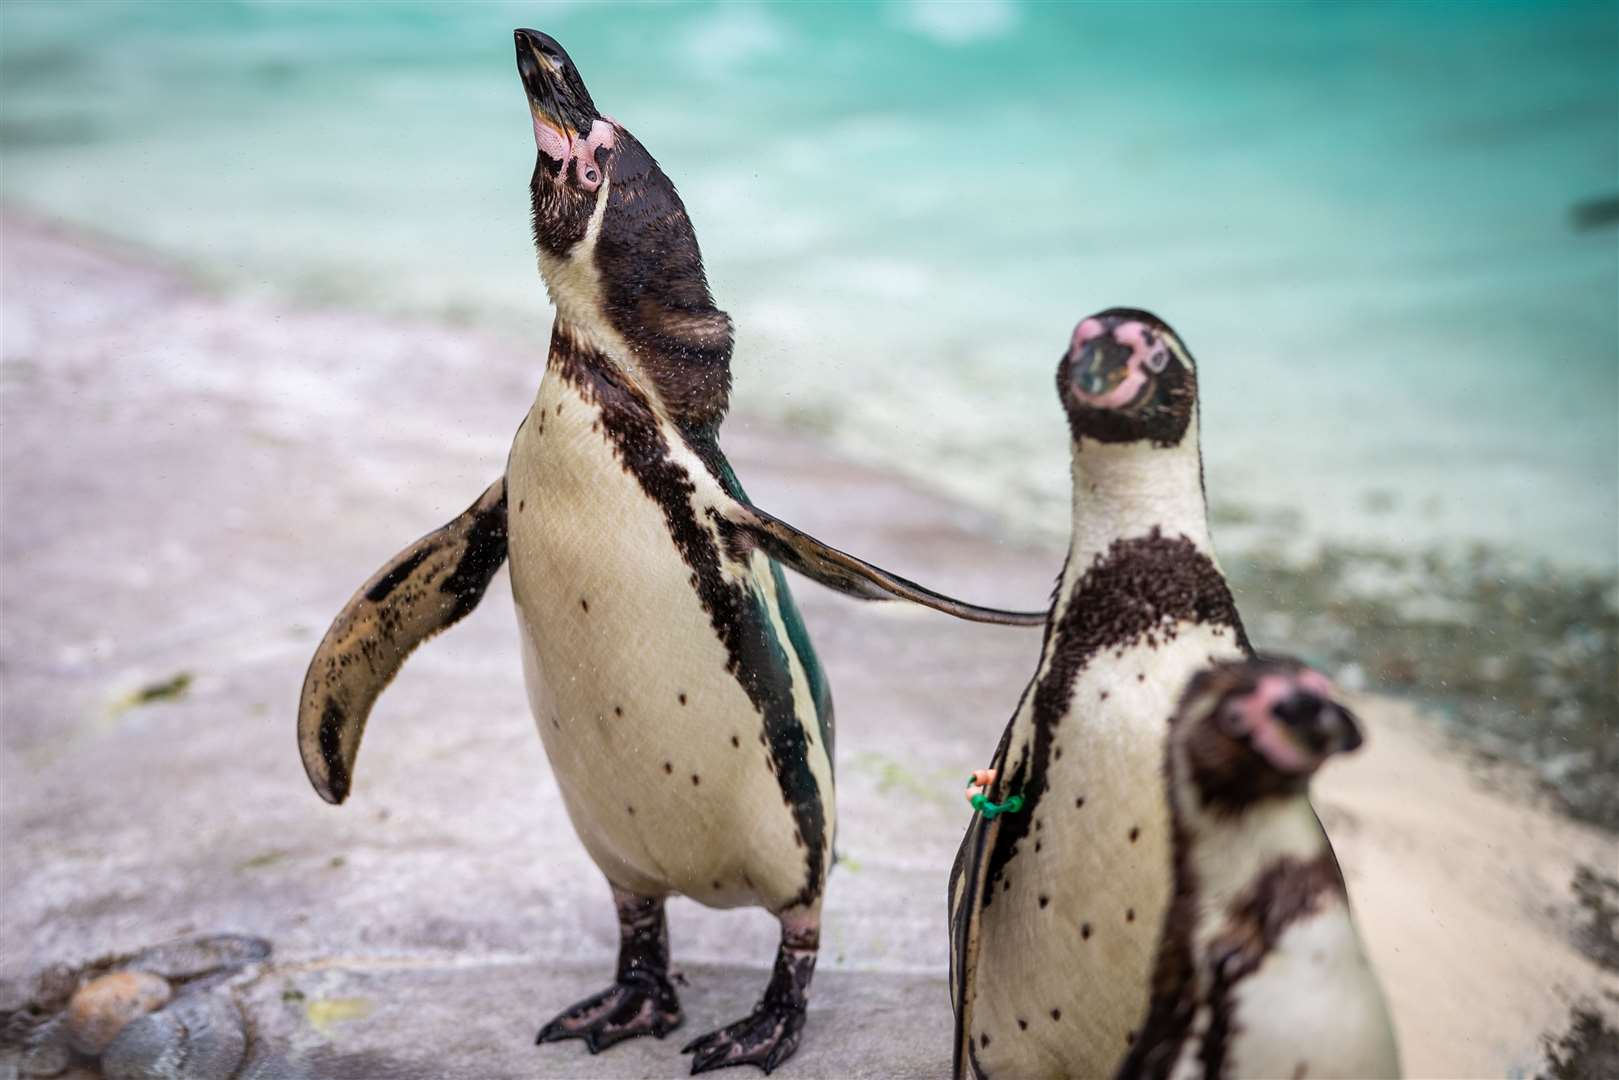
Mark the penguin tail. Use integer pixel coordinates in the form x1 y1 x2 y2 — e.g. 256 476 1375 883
725 501 1047 627
296 478 508 804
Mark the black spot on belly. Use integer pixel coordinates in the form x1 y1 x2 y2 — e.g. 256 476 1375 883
678 692 687 705
1038 895 1049 909
553 330 828 908
712 880 722 890
691 774 701 786
1081 923 1092 939
1126 908 1136 922
1050 1009 1062 1022
518 500 525 513
580 597 589 612
1017 1019 1027 1031
614 705 623 717
627 805 635 816
1130 826 1140 842
979 1033 989 1049
731 734 740 748
663 762 672 774
1076 796 1086 808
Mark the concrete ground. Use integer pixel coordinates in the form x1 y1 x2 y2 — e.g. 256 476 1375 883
0 215 1053 1078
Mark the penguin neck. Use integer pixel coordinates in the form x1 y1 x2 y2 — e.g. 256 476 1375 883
546 316 676 427
535 178 680 428
1063 421 1212 574
1170 745 1328 916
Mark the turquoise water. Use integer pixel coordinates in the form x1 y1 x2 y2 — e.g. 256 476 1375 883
3 1 1615 570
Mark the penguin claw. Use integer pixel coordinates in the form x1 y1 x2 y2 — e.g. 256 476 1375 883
681 1001 805 1075
535 974 683 1054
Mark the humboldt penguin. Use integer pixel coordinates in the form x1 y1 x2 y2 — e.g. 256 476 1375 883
296 29 1042 1076
948 308 1256 1079
1118 657 1400 1080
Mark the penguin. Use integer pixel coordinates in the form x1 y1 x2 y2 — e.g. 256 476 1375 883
1117 657 1400 1080
947 308 1257 1079
296 29 1043 1076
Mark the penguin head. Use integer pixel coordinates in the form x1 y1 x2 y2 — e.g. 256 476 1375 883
1057 308 1197 448
515 30 623 252
1174 657 1364 810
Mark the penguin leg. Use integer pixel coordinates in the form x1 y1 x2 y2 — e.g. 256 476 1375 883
682 907 818 1075
536 887 683 1052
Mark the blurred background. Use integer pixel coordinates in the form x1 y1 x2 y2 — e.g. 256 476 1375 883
5 0 1614 560
6 0 1612 823
2 3 1616 1076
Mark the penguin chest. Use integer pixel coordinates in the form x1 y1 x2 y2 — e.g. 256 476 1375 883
973 624 1245 1078
1179 905 1400 1080
503 373 831 908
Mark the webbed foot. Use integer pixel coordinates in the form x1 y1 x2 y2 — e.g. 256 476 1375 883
682 913 818 1075
536 971 683 1052
536 887 682 1055
681 999 805 1074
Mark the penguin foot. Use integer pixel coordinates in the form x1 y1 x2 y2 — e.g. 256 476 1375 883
681 1000 805 1075
535 972 683 1054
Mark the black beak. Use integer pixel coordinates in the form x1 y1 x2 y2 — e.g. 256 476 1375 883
1069 336 1133 398
1274 692 1364 757
514 28 599 134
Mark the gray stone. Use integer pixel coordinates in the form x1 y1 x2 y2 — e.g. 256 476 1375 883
128 937 272 984
102 995 247 1080
17 1016 70 1077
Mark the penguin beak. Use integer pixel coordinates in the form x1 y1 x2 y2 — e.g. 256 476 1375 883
1274 692 1364 761
1072 337 1134 398
514 28 600 144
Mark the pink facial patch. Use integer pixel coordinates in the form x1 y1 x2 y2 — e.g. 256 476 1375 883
1068 318 1176 409
572 118 616 192
1230 673 1319 774
533 118 570 167
1072 317 1106 350
531 116 617 192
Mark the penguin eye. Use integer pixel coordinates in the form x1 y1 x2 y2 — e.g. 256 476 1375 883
583 168 598 183
1144 348 1170 374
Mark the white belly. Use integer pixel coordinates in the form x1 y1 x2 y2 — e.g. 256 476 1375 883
1220 906 1399 1079
973 623 1246 1078
504 371 832 909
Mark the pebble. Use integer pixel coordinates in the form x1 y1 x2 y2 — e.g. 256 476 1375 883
127 935 271 983
65 970 172 1056
18 1014 71 1077
102 993 247 1080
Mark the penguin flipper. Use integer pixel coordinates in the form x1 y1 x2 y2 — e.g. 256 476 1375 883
726 502 1046 627
297 478 508 805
